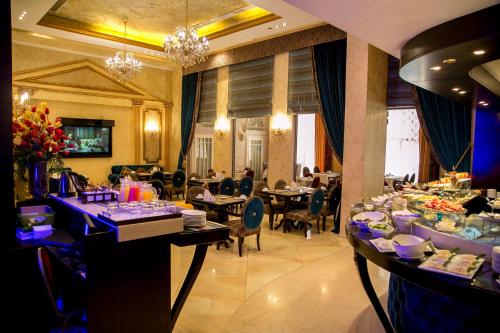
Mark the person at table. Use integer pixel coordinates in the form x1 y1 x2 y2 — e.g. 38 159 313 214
207 168 215 179
314 166 321 173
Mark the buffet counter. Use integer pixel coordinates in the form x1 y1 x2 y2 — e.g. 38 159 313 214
40 194 229 332
346 223 499 333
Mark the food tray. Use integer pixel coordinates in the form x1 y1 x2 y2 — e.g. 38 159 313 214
419 251 485 280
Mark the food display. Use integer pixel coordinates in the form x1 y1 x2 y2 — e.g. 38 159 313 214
419 250 485 279
418 198 466 213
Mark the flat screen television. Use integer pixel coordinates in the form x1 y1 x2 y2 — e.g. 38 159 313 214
62 118 114 157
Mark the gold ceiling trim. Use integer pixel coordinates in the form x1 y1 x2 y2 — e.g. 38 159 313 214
37 7 280 52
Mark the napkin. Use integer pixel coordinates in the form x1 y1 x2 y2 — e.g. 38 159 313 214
285 185 291 190
191 177 197 180
321 186 326 191
195 194 203 199
262 188 269 192
203 189 215 202
239 194 247 200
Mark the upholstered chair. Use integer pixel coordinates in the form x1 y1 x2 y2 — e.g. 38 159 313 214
226 197 264 257
285 188 324 237
167 169 186 200
218 177 236 196
311 177 321 188
253 181 273 229
150 179 166 200
239 176 253 196
185 185 205 207
320 186 341 231
409 173 416 184
151 170 166 184
302 166 312 177
188 172 201 180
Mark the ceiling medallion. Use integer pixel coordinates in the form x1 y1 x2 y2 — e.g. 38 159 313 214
105 16 143 82
164 0 209 68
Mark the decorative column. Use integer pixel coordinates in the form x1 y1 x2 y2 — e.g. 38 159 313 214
132 99 143 164
213 66 232 174
268 52 293 187
340 35 388 227
163 101 173 169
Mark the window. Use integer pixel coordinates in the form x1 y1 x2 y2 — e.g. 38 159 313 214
385 109 420 180
295 114 316 177
228 56 274 119
189 123 213 178
198 69 217 123
288 47 319 115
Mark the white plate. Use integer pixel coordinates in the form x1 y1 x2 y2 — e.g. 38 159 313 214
369 238 395 253
181 209 206 216
419 253 485 280
352 211 385 222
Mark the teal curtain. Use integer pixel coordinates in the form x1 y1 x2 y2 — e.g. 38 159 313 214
414 87 471 172
178 73 201 170
312 39 346 163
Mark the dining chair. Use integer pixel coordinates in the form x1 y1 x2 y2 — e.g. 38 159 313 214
313 166 321 173
188 172 201 180
151 170 166 183
409 173 416 183
167 169 186 200
226 197 264 257
253 181 274 229
302 166 312 177
285 188 324 237
37 247 86 332
311 177 321 188
239 176 253 196
321 186 341 231
270 179 287 226
219 177 235 196
149 179 166 200
403 174 410 183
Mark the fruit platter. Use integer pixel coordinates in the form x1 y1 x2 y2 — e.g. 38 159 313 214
416 198 467 214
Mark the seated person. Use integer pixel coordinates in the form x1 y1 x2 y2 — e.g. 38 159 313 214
207 168 216 179
314 166 321 173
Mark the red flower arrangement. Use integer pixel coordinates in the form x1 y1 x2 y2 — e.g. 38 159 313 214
13 102 73 178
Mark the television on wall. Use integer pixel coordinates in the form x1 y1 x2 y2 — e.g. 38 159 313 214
62 118 114 158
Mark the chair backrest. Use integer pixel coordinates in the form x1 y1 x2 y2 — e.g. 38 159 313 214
302 166 311 177
308 189 324 215
274 179 287 190
313 166 320 173
241 197 264 231
37 247 64 318
253 181 270 204
246 170 255 179
188 173 201 180
239 176 253 196
149 179 165 200
328 186 341 212
409 173 416 183
172 169 186 188
186 185 205 204
219 177 235 195
135 167 146 173
311 177 320 188
151 171 166 183
403 174 409 183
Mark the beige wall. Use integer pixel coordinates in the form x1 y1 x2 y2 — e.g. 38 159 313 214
341 35 388 226
268 52 294 188
213 66 233 174
167 67 183 171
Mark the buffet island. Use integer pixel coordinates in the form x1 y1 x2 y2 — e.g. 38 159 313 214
347 176 500 333
17 192 228 333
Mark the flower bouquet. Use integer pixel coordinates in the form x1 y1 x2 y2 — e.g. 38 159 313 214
12 102 73 198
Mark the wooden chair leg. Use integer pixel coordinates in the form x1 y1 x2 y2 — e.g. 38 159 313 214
304 222 308 238
268 213 273 230
256 232 261 251
322 215 327 231
317 217 320 234
238 237 244 257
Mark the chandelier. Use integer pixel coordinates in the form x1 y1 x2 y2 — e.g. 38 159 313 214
105 16 143 82
164 0 209 68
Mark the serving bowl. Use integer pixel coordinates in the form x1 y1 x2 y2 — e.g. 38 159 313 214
368 222 394 238
391 234 434 259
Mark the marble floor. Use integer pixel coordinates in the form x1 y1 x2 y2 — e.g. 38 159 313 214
171 216 389 333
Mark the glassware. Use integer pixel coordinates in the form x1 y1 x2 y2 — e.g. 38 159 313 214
141 183 154 202
119 178 130 202
128 182 140 202
350 202 364 219
107 202 119 215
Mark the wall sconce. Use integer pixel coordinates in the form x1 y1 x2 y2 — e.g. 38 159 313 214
143 108 161 163
271 113 291 137
14 88 34 116
214 116 230 137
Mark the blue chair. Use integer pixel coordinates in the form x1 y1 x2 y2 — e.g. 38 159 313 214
150 179 166 200
167 169 186 200
409 173 416 184
226 197 264 256
321 186 341 232
239 176 253 196
285 189 324 237
150 171 166 184
218 177 235 196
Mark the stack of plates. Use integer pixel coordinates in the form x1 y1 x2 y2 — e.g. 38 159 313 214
492 246 500 274
181 209 206 227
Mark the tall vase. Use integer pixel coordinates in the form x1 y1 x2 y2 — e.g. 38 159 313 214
28 160 48 199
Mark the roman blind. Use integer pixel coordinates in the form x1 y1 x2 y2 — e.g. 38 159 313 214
288 47 319 114
197 69 217 123
227 56 274 119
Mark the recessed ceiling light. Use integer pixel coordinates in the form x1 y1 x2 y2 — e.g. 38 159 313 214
478 100 486 104
482 103 489 106
452 87 460 92
275 25 279 28
473 49 486 55
18 16 23 20
458 90 467 94
282 22 287 27
442 58 456 64
430 66 441 71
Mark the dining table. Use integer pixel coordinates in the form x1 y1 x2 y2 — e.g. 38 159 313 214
265 189 312 232
136 171 173 181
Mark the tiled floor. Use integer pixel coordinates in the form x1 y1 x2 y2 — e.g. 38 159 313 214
171 216 389 333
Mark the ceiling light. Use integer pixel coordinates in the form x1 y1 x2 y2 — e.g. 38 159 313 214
481 103 489 106
282 22 287 26
473 49 486 55
164 0 209 68
105 16 143 82
478 101 485 104
451 87 460 92
430 66 441 71
442 58 456 64
458 90 467 95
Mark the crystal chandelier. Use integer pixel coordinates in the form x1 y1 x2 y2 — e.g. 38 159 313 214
164 0 209 68
105 16 143 82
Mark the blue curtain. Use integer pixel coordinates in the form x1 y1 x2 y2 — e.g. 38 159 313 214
414 87 471 172
312 39 346 163
178 72 201 170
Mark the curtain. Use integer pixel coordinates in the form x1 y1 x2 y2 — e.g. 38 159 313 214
312 39 347 163
178 72 201 170
315 115 326 171
414 87 471 172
